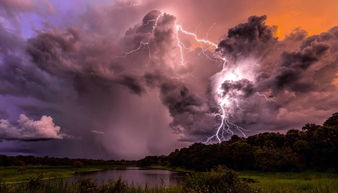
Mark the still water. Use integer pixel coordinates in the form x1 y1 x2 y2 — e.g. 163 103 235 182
66 167 185 187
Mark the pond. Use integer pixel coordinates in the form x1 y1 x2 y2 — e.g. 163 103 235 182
66 167 186 188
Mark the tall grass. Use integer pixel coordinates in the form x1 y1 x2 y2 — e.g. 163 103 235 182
240 171 338 193
258 184 337 193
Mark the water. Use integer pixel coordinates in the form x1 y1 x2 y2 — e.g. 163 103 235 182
66 167 185 188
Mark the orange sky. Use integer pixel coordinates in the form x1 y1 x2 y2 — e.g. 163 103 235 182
169 0 338 84
168 0 338 42
248 0 338 38
250 0 338 83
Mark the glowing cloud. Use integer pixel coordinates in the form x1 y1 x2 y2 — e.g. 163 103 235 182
0 114 66 141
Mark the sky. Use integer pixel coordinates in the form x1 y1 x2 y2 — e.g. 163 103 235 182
0 0 338 160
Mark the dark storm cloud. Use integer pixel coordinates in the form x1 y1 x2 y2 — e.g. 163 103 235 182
117 75 145 95
217 15 277 62
1 0 338 158
21 11 338 143
24 9 178 92
215 16 338 132
259 27 338 96
267 43 329 93
159 80 215 138
0 55 57 101
0 8 192 158
26 28 80 75
160 82 201 114
0 23 68 102
222 79 255 98
0 23 22 52
0 22 68 141
137 10 162 33
143 70 222 142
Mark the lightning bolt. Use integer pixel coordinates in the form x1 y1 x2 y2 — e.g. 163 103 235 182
124 11 248 143
256 92 277 103
124 41 150 56
120 12 164 59
121 12 187 66
176 25 218 48
176 26 250 143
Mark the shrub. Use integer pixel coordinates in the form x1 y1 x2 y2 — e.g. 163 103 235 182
181 170 259 193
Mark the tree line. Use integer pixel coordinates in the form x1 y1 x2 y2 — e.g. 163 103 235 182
0 155 133 167
1 112 337 172
138 112 338 172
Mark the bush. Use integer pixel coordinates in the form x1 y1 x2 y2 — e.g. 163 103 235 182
181 170 259 193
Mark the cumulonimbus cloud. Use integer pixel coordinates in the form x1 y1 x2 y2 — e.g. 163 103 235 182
0 0 337 158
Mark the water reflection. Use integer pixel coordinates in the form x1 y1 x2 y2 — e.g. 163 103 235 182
66 167 185 187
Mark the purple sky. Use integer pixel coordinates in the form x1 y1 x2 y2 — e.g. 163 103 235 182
0 0 337 159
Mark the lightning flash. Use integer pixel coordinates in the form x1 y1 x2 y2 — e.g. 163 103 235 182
124 11 249 143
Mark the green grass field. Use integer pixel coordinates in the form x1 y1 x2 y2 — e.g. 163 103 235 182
0 166 112 184
240 171 338 193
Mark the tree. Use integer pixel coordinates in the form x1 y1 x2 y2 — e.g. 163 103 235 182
324 112 338 128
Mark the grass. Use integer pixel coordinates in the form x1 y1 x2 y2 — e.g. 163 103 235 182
0 165 124 184
239 171 338 193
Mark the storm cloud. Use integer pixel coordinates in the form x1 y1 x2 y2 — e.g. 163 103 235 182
215 16 338 132
0 0 337 159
